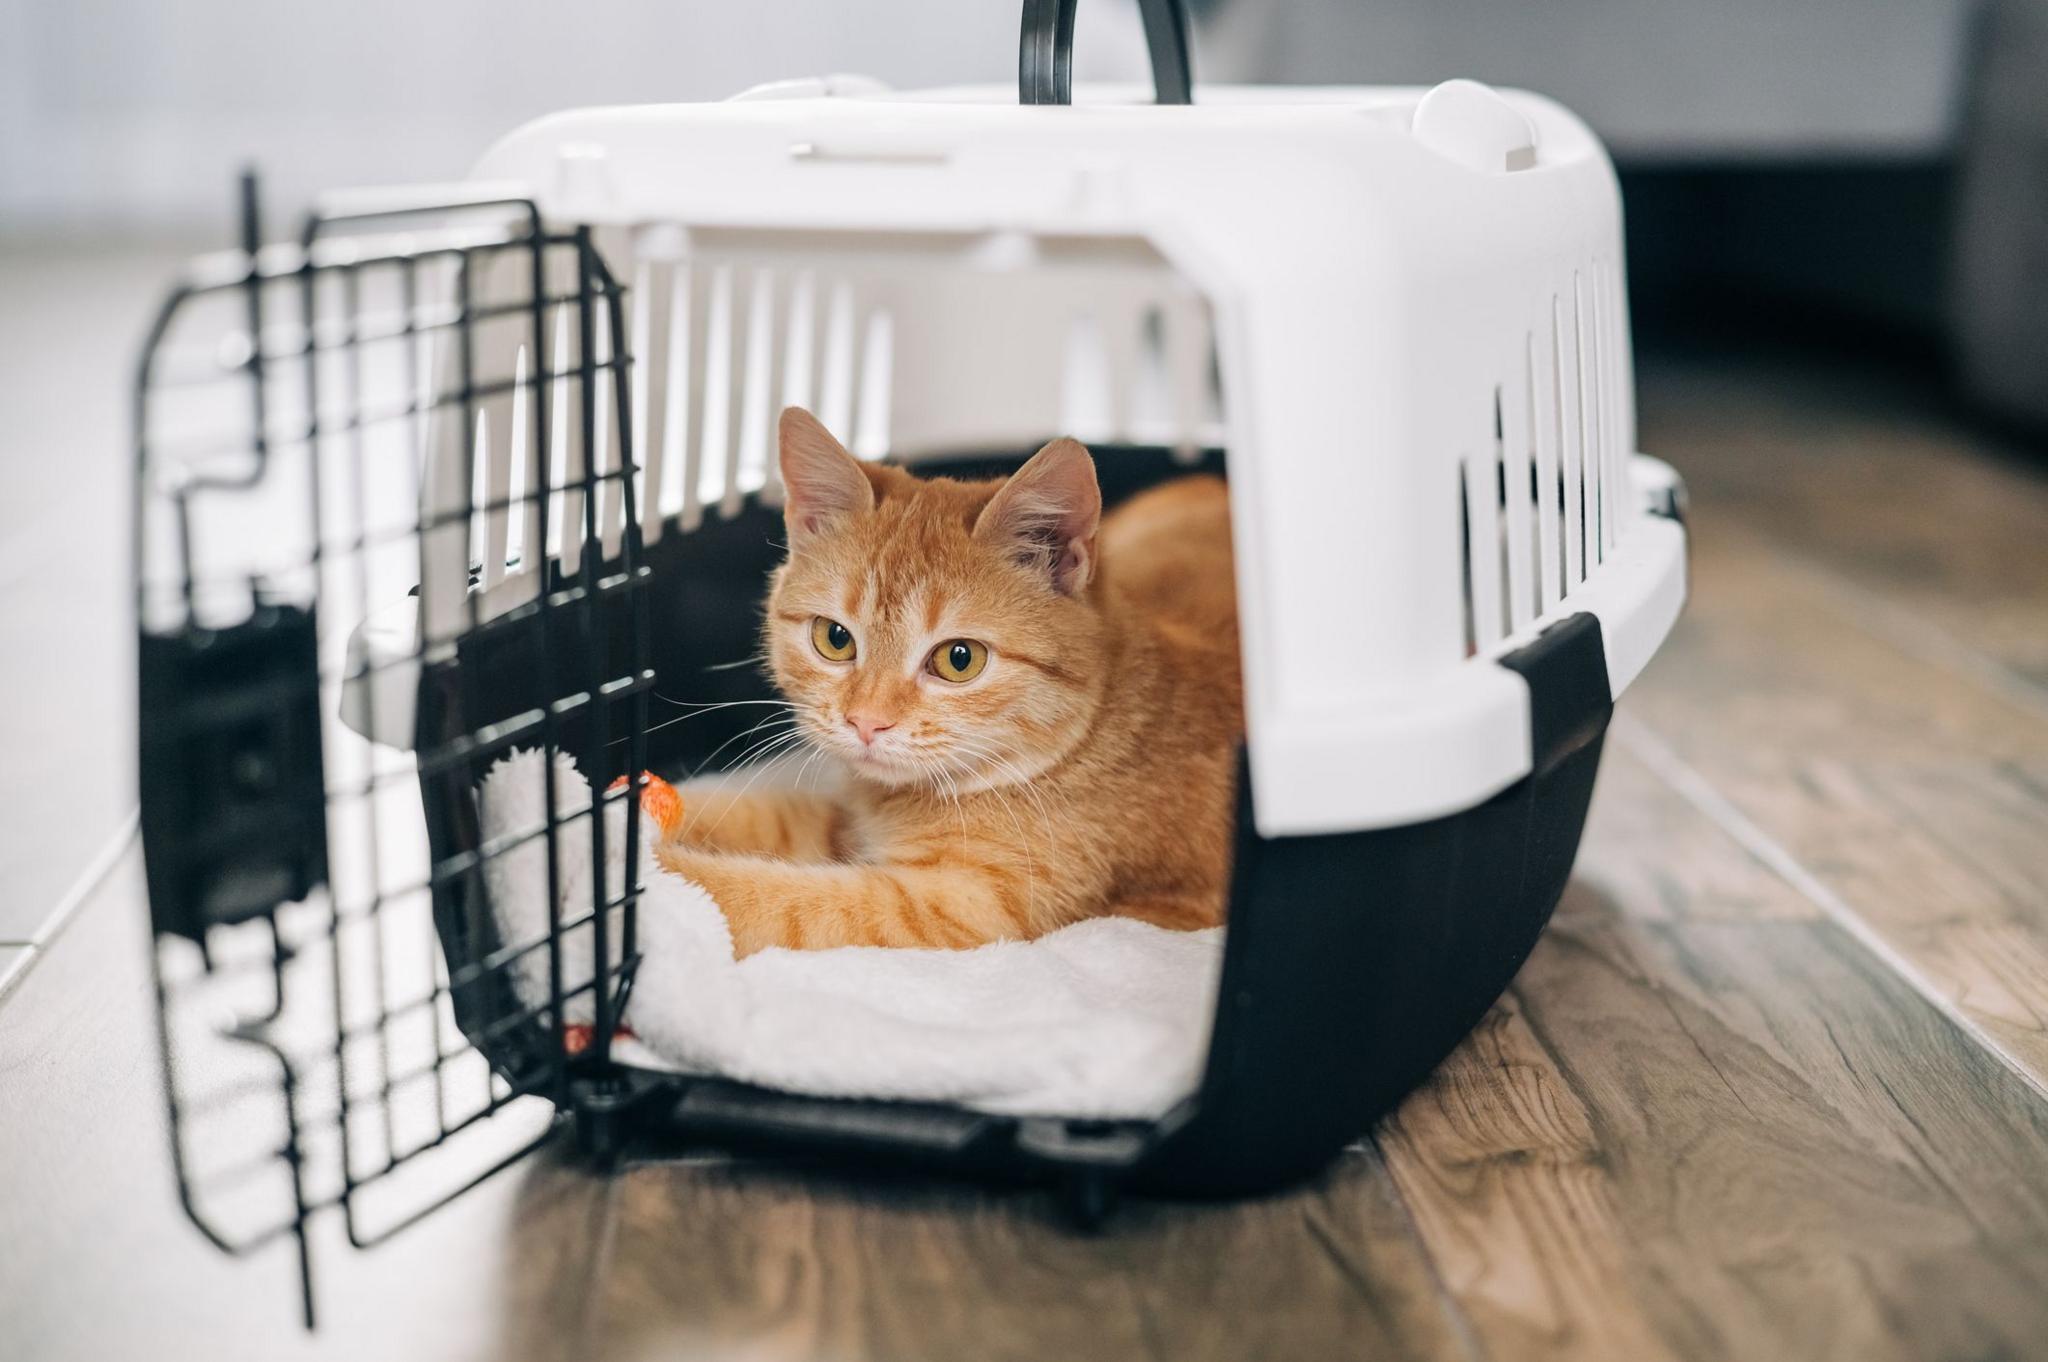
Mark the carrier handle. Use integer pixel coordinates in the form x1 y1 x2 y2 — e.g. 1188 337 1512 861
1019 0 1193 106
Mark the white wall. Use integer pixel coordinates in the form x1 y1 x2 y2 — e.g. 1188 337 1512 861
1202 0 1974 160
0 0 1975 233
0 0 1151 231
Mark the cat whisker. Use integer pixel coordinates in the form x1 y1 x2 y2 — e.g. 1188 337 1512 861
693 729 816 842
617 698 798 749
933 736 1048 926
653 696 795 714
947 735 1077 874
711 724 809 778
686 713 803 778
919 750 969 839
793 744 831 796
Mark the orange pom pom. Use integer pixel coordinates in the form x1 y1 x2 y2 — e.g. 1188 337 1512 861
607 770 685 837
561 1022 637 1057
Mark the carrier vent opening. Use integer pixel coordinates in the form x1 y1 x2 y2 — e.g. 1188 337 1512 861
1573 271 1594 573
1458 257 1636 663
1457 386 1528 659
617 261 877 540
1492 387 1514 641
1458 463 1477 659
601 250 1221 554
457 227 1229 590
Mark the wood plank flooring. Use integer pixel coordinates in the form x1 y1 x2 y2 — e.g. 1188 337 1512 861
1623 369 2048 1096
1389 770 2048 1362
583 1154 1476 1362
4 342 2047 1361
1645 356 2048 692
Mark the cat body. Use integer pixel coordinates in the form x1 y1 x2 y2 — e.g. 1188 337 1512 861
655 408 1241 956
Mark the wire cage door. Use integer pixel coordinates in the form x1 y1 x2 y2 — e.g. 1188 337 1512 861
134 176 653 1326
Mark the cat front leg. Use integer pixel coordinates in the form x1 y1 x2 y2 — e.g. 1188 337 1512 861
654 847 1031 955
614 772 845 862
672 784 848 861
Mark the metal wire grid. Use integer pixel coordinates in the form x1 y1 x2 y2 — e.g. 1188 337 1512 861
134 178 652 1326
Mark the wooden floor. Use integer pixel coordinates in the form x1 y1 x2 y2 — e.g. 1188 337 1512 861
5 333 2048 1361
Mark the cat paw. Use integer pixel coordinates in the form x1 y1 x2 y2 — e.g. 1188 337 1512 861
607 771 685 838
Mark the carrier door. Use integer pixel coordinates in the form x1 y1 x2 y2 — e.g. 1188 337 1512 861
133 178 651 1326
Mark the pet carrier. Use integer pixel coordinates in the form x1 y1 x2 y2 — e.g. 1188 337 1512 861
134 0 1686 1322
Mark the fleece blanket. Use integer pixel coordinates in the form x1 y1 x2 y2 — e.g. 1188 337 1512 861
478 749 1223 1119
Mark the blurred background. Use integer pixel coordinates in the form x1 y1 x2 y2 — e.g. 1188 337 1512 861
5 0 2044 965
5 0 2041 408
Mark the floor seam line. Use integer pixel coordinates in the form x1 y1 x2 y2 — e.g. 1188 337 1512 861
0 945 40 1009
1612 713 2048 1108
35 805 140 949
1359 1132 1495 1362
2 808 142 1007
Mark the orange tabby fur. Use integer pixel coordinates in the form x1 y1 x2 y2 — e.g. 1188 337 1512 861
652 407 1241 956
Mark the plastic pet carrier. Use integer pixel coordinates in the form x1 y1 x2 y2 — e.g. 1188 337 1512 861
134 0 1686 1322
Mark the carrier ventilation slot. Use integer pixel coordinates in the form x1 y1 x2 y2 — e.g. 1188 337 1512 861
1492 386 1529 634
418 243 634 654
1458 387 1527 657
1458 465 1477 658
612 263 894 543
1544 264 1633 598
1061 295 1217 462
1463 258 1633 659
1599 257 1630 556
453 240 1221 616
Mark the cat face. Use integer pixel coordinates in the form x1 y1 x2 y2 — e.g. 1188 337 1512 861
764 408 1106 792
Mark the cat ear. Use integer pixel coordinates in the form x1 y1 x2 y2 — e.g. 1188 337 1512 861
974 437 1101 595
778 407 873 542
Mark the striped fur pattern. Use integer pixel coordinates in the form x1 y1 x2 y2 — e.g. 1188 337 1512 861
654 407 1242 956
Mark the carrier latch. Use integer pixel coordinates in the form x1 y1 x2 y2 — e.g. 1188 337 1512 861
139 601 330 942
1411 79 1540 173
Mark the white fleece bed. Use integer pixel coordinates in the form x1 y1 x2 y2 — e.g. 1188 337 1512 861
478 749 1224 1120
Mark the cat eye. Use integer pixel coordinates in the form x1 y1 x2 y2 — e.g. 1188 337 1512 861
811 617 857 662
928 639 988 683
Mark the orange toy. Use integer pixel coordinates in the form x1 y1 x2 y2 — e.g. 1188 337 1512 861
606 770 685 837
561 1022 636 1057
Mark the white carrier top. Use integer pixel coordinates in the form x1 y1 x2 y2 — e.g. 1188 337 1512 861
349 76 1687 836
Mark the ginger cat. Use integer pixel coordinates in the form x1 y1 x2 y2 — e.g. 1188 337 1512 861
649 407 1242 957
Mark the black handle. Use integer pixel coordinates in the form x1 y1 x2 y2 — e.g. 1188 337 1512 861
1020 0 1193 106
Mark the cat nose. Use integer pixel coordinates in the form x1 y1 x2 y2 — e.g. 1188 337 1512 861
845 712 897 745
